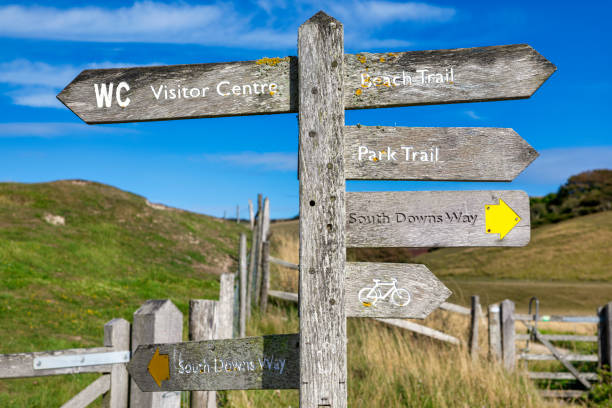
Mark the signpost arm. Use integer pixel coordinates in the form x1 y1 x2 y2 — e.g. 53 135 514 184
298 11 347 408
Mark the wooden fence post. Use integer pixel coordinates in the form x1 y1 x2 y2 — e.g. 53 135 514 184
189 300 218 408
131 300 183 408
299 12 347 408
256 198 270 306
599 302 612 375
217 273 235 340
500 299 516 370
259 241 270 313
247 195 262 316
239 233 247 337
488 304 502 362
469 295 480 360
102 318 130 408
248 199 254 230
253 197 266 306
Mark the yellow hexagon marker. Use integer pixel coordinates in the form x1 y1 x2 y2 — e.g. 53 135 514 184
485 198 521 240
148 347 169 387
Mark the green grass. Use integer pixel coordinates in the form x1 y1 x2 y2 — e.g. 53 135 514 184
0 180 248 407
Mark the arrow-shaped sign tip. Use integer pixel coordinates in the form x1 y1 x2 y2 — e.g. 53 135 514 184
485 198 521 240
147 347 170 388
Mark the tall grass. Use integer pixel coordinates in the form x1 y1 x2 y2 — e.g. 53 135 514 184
227 229 562 407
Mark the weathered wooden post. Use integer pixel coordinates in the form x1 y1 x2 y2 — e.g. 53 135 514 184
131 300 183 408
259 241 271 313
239 233 248 337
256 198 270 305
298 12 347 408
102 318 130 408
217 274 235 340
189 300 218 408
500 299 516 370
469 295 480 360
488 303 502 361
599 302 612 375
254 197 267 306
248 199 254 230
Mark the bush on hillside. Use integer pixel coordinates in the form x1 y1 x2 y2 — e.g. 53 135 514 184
531 169 612 227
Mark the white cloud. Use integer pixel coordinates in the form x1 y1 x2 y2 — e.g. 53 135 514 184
465 110 482 120
330 1 455 26
0 59 161 108
516 146 612 185
0 2 295 48
199 152 297 171
0 122 138 137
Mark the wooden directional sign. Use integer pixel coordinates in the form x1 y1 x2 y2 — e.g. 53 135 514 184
344 126 538 181
346 190 530 247
127 334 299 392
57 44 555 124
345 262 450 319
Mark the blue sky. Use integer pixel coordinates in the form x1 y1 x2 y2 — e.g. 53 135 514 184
0 1 610 218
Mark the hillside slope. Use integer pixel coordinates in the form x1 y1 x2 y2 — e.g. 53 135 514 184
0 180 247 352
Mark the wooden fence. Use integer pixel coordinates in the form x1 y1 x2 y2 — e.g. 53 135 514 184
0 275 236 408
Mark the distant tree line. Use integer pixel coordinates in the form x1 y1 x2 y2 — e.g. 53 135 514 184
530 169 612 227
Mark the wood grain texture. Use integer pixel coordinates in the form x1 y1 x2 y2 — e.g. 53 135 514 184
488 304 502 362
189 300 218 408
0 346 114 379
376 318 460 345
239 234 248 338
61 374 110 408
217 274 235 340
259 242 271 313
346 190 530 247
500 299 515 371
58 45 554 124
298 11 347 408
343 126 538 181
469 295 480 359
103 318 130 408
344 262 450 319
519 353 598 362
598 302 612 372
130 300 183 408
127 334 299 391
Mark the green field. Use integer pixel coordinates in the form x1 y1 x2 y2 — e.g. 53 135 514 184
1 179 610 406
0 180 248 406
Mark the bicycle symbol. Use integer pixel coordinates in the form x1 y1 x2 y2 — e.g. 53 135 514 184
358 278 411 307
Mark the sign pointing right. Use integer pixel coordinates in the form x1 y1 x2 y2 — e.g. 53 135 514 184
346 190 530 247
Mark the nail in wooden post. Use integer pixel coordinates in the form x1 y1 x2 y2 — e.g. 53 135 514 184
469 295 480 360
298 11 347 408
488 304 502 361
248 199 254 230
259 241 271 313
189 300 218 408
599 302 612 375
103 318 130 408
239 234 248 337
217 273 235 340
131 300 183 407
500 299 515 370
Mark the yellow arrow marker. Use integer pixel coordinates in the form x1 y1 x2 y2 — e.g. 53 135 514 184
148 347 169 388
485 198 521 240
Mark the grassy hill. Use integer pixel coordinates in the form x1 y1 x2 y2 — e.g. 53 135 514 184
0 180 248 406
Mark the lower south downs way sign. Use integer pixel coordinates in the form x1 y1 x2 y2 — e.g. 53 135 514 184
127 334 299 392
346 190 530 247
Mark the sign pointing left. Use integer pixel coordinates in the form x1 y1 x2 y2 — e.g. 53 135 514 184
147 348 169 387
127 334 299 392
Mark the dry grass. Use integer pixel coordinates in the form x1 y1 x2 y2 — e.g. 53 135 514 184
269 230 299 293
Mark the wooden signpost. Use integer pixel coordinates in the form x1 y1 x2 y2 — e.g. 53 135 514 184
345 262 450 319
346 190 530 247
57 48 554 124
58 9 555 408
344 126 538 181
127 334 299 392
